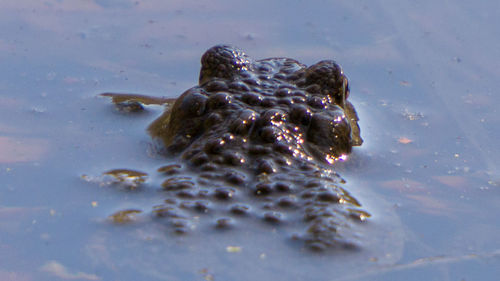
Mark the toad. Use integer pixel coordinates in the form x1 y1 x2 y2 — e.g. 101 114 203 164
102 45 366 251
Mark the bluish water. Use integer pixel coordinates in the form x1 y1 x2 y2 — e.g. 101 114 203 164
1 1 499 280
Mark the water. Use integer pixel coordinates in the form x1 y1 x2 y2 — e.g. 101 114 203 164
1 1 499 280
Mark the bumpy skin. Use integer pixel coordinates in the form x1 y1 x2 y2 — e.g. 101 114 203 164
148 45 366 250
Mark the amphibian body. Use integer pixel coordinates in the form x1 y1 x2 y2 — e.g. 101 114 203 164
104 45 367 251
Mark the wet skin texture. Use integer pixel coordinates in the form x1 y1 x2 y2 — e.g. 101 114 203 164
147 45 366 251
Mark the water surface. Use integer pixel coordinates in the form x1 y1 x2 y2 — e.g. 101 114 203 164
1 1 499 280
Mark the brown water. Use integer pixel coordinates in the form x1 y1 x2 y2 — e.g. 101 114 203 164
1 1 499 280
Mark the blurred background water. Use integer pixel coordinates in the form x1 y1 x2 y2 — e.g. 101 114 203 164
1 1 499 280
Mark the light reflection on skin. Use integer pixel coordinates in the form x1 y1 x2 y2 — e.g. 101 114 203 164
325 153 348 165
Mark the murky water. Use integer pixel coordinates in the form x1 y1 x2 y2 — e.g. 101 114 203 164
1 1 499 280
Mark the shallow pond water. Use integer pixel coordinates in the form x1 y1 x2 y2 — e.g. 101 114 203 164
1 1 499 280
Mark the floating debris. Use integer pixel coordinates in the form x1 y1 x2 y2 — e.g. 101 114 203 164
398 137 413 144
108 209 143 224
198 268 214 281
401 109 424 121
226 246 242 253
